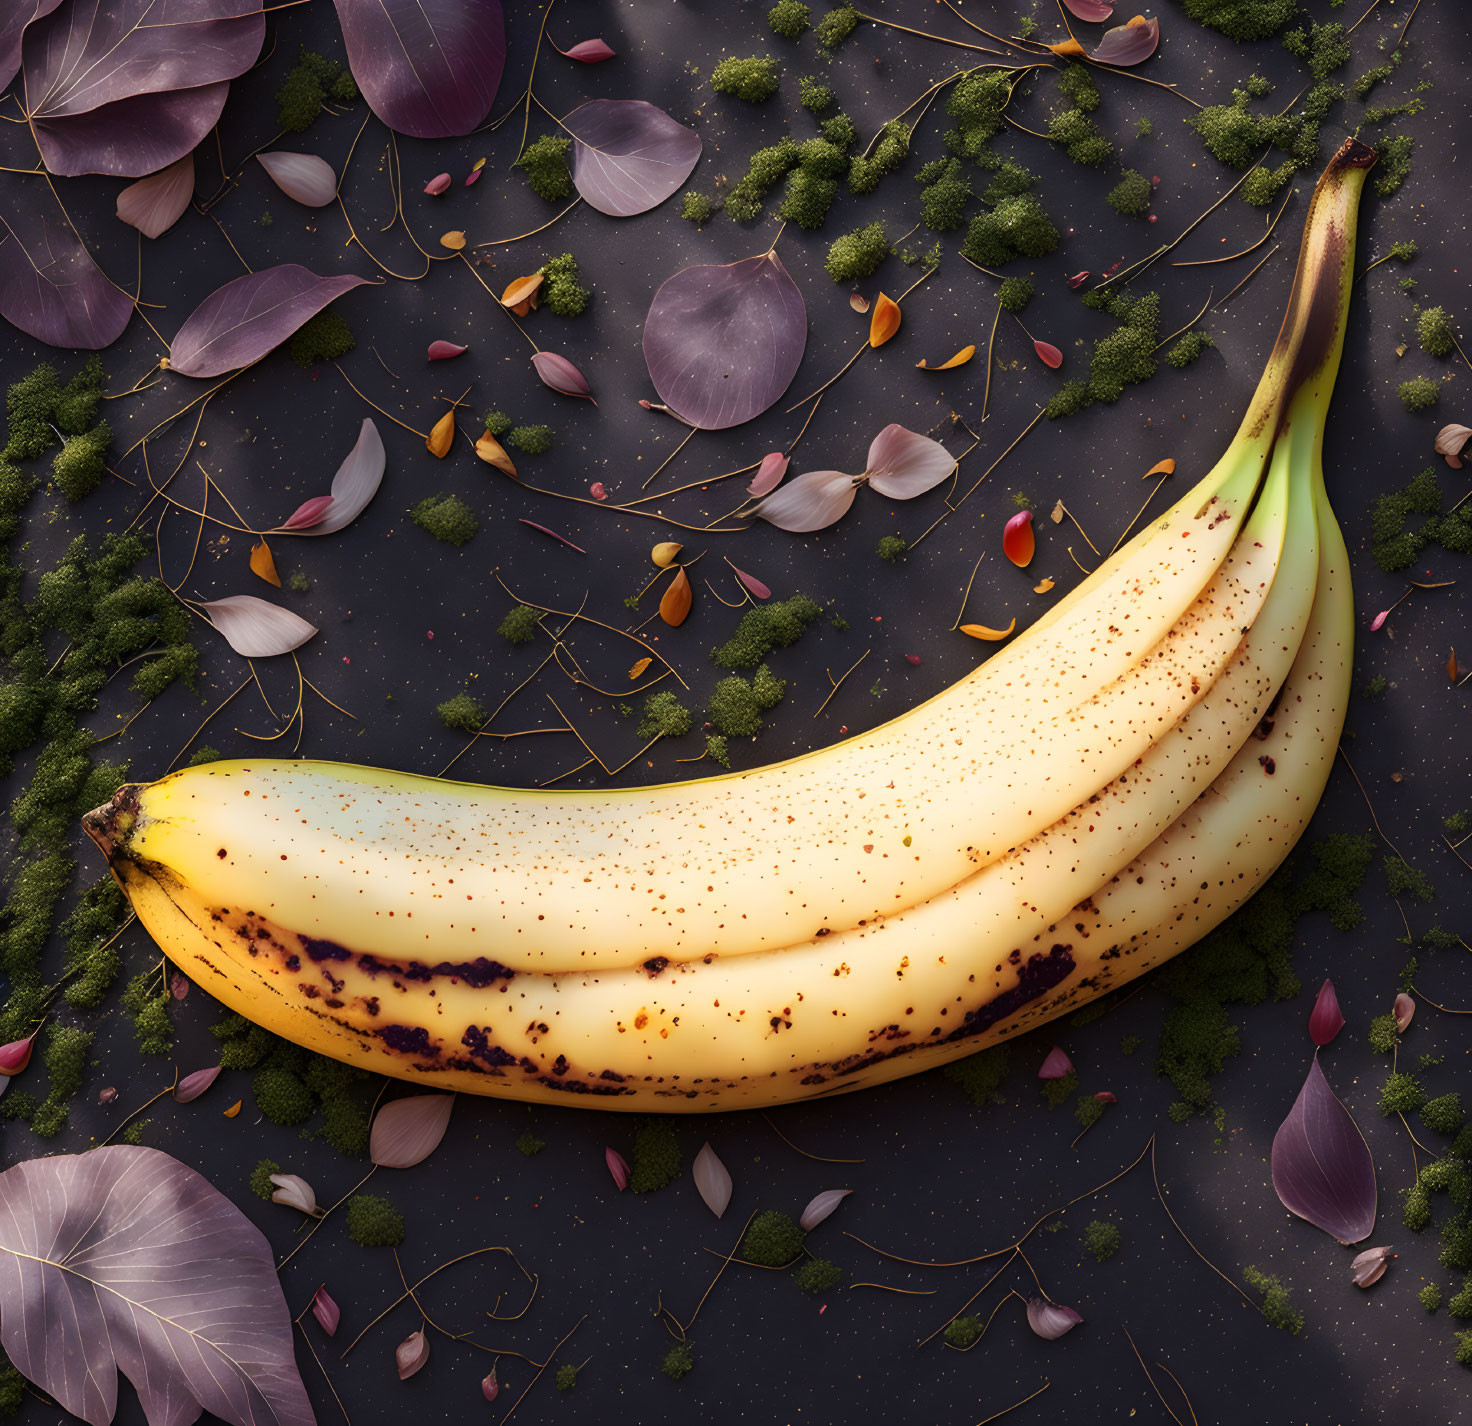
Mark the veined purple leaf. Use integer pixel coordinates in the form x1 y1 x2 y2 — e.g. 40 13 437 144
692 1142 732 1219
748 451 789 497
310 1285 340 1336
169 264 371 378
564 98 702 217
198 595 318 658
1309 978 1345 1046
21 0 264 177
0 213 134 350
531 350 595 402
332 0 505 138
370 1093 454 1169
1090 15 1160 66
276 418 385 536
1271 1053 1377 1243
558 37 615 63
1063 0 1114 18
643 252 807 429
800 1189 852 1232
864 424 955 499
256 152 337 208
116 151 195 238
173 1065 220 1103
750 470 856 533
0 1145 313 1426
0 0 63 93
1026 1298 1083 1340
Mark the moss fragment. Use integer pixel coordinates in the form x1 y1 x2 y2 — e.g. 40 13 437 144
437 694 486 732
629 1119 682 1192
1083 1219 1120 1261
287 309 355 368
515 134 574 202
742 1209 804 1265
539 253 589 317
498 604 544 645
1243 1264 1303 1332
409 493 478 545
710 55 780 103
346 1193 405 1247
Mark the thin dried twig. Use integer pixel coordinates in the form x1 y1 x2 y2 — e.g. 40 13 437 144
761 1112 867 1162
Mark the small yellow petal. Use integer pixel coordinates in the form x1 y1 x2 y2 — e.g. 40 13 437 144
959 619 1017 642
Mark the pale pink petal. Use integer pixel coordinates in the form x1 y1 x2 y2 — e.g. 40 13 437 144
116 153 195 239
0 1035 37 1076
863 424 955 499
311 1285 340 1336
1434 424 1471 467
747 450 789 497
532 351 595 402
427 340 468 360
172 1066 220 1103
1394 993 1415 1033
370 1093 455 1168
1027 1298 1083 1339
423 173 451 195
269 1173 317 1215
279 495 335 531
692 1142 733 1218
315 418 386 535
800 1189 852 1232
1064 0 1115 18
198 596 318 657
396 1329 429 1379
558 37 615 62
256 152 338 208
1351 1245 1395 1287
1038 1045 1074 1079
1090 15 1159 66
750 469 857 533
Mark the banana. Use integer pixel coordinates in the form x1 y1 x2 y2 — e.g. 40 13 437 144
84 137 1375 1112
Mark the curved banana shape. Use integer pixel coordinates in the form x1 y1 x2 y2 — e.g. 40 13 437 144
85 138 1376 1112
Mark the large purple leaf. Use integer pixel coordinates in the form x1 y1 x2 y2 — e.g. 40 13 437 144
0 0 63 92
564 98 702 217
0 212 133 349
1271 1053 1377 1244
22 0 264 177
643 252 807 429
0 1145 314 1426
332 0 505 138
169 264 372 378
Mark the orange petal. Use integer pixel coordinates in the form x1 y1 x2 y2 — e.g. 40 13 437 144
1144 457 1175 478
474 430 517 477
223 1099 242 1118
629 656 652 680
249 538 280 587
1033 577 1055 594
440 230 467 251
426 409 455 459
960 619 1017 642
501 272 545 309
869 292 901 348
659 566 693 626
916 345 976 371
1049 38 1087 56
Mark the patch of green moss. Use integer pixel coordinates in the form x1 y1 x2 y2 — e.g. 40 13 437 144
122 965 173 1055
794 1257 843 1293
876 534 908 563
1422 1283 1443 1312
847 120 910 195
498 604 544 645
515 1131 546 1157
515 134 574 202
275 47 355 132
662 1342 695 1379
1418 307 1458 360
253 1064 316 1126
998 277 1034 313
1083 1219 1120 1261
346 1193 405 1247
60 879 127 1011
941 1044 1010 1108
727 139 800 223
916 157 972 233
1385 855 1434 901
1243 1264 1303 1333
31 1024 94 1138
704 734 730 768
1373 133 1414 197
814 4 861 50
1057 61 1100 113
1352 53 1401 99
768 0 811 37
1382 1072 1427 1117
1074 1094 1106 1130
779 166 838 230
4 363 61 461
539 253 589 317
710 55 780 103
962 194 1059 268
437 693 486 732
1368 1014 1400 1054
1184 0 1296 41
742 1209 805 1265
409 493 478 545
1167 332 1214 369
636 691 693 741
708 666 785 737
1106 168 1152 217
1281 21 1350 80
799 75 833 111
1370 466 1472 573
1049 108 1113 167
1424 1095 1467 1136
1360 673 1388 699
287 309 355 368
710 594 820 667
681 191 714 224
555 1363 582 1391
0 1353 25 1417
944 70 1012 159
508 425 554 454
824 220 888 282
483 410 513 438
945 1315 981 1347
249 1158 283 1200
629 1119 683 1193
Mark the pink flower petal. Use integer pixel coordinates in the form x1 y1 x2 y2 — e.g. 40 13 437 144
1033 339 1063 370
558 37 615 62
750 469 857 533
1394 993 1415 1033
427 340 468 360
0 1035 37 1076
311 1285 341 1336
1038 1045 1074 1080
277 419 386 536
482 1368 500 1401
1093 1090 1118 1104
1067 271 1090 290
169 969 190 999
280 495 335 531
1309 978 1345 1046
1434 424 1471 467
396 1329 429 1380
1026 1298 1083 1340
800 1189 852 1232
1090 15 1160 66
172 1066 221 1103
531 350 595 402
198 595 318 658
730 564 771 600
864 424 956 499
606 1147 630 1191
1063 0 1115 18
423 173 451 195
370 1093 455 1168
1370 610 1389 632
116 153 195 239
747 450 789 497
692 1142 733 1219
256 151 338 208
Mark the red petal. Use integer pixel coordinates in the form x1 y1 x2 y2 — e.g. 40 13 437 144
1067 271 1090 290
1309 979 1345 1046
559 37 615 62
311 1285 341 1336
423 173 451 195
427 340 467 360
280 495 335 531
1033 339 1063 369
1003 510 1037 568
606 1147 630 1190
730 564 771 600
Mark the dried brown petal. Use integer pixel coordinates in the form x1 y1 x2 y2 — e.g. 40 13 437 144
628 657 652 680
440 230 466 251
223 1099 241 1117
474 430 517 477
1034 578 1055 594
1144 457 1176 478
501 273 545 310
426 409 455 459
659 567 693 627
916 346 976 371
250 538 280 587
1050 500 1065 524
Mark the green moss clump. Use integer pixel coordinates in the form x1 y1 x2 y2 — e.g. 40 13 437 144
794 1257 844 1293
1424 1095 1467 1137
1373 133 1414 197
4 363 61 461
409 493 478 545
1281 21 1350 80
287 309 355 368
1243 1264 1303 1333
996 276 1034 314
555 1363 582 1391
1452 1279 1472 1319
726 138 800 222
122 966 173 1055
1083 1219 1121 1262
253 1064 316 1126
1167 332 1214 369
636 691 693 741
1041 1070 1078 1108
1136 116 1154 137
824 221 888 282
708 666 785 737
515 1131 546 1157
0 1354 25 1417
1457 1330 1472 1366
799 75 833 111
29 1024 94 1138
944 70 1012 158
982 164 1038 207
1368 1013 1400 1054
1352 54 1402 100
533 253 588 317
681 191 713 224
508 424 554 454
346 1193 405 1247
1074 1094 1106 1130
768 1 811 38
249 1159 283 1200
779 167 838 230
710 594 821 667
847 120 910 195
275 48 355 132
1418 307 1458 360
941 1044 1009 1107
212 1011 278 1071
1422 1284 1444 1312
483 410 513 438
515 134 574 202
54 355 104 434
60 879 127 1011
437 694 486 732
1370 466 1472 573
1106 168 1153 217
814 4 861 50
629 1119 683 1192
1385 855 1434 901
1048 108 1113 167
945 1315 981 1348
704 734 730 768
1399 377 1440 412
876 534 908 563
662 1342 695 1380
1080 290 1161 406
962 195 1059 268
1183 0 1297 41
914 157 972 233
498 604 544 645
1382 1072 1427 1118
1057 61 1100 113
742 1209 805 1265
710 55 780 103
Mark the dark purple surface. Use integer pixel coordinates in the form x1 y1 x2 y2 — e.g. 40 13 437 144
564 98 703 217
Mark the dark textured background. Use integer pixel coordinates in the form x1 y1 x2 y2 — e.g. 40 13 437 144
2 2 1470 1423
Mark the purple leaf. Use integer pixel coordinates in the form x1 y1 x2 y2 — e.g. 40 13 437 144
1309 978 1345 1045
1063 0 1114 18
21 0 264 177
747 451 789 497
197 595 318 657
863 424 955 499
427 339 467 360
172 1065 220 1103
0 1145 314 1426
370 1093 455 1169
256 152 337 208
750 469 857 533
531 350 595 402
310 1285 340 1337
1351 1245 1395 1287
1090 15 1160 66
558 37 615 63
116 152 195 238
799 1189 852 1232
606 1147 630 1191
1271 1053 1377 1243
1026 1298 1083 1340
169 264 371 377
643 252 807 429
395 1328 429 1380
332 0 505 138
1394 993 1415 1033
563 98 702 217
276 418 385 536
0 0 63 94
0 213 134 350
1038 1045 1074 1080
169 969 190 999
692 1142 732 1219
730 564 771 600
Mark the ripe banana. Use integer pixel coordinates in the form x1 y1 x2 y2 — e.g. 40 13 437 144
85 138 1375 1112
